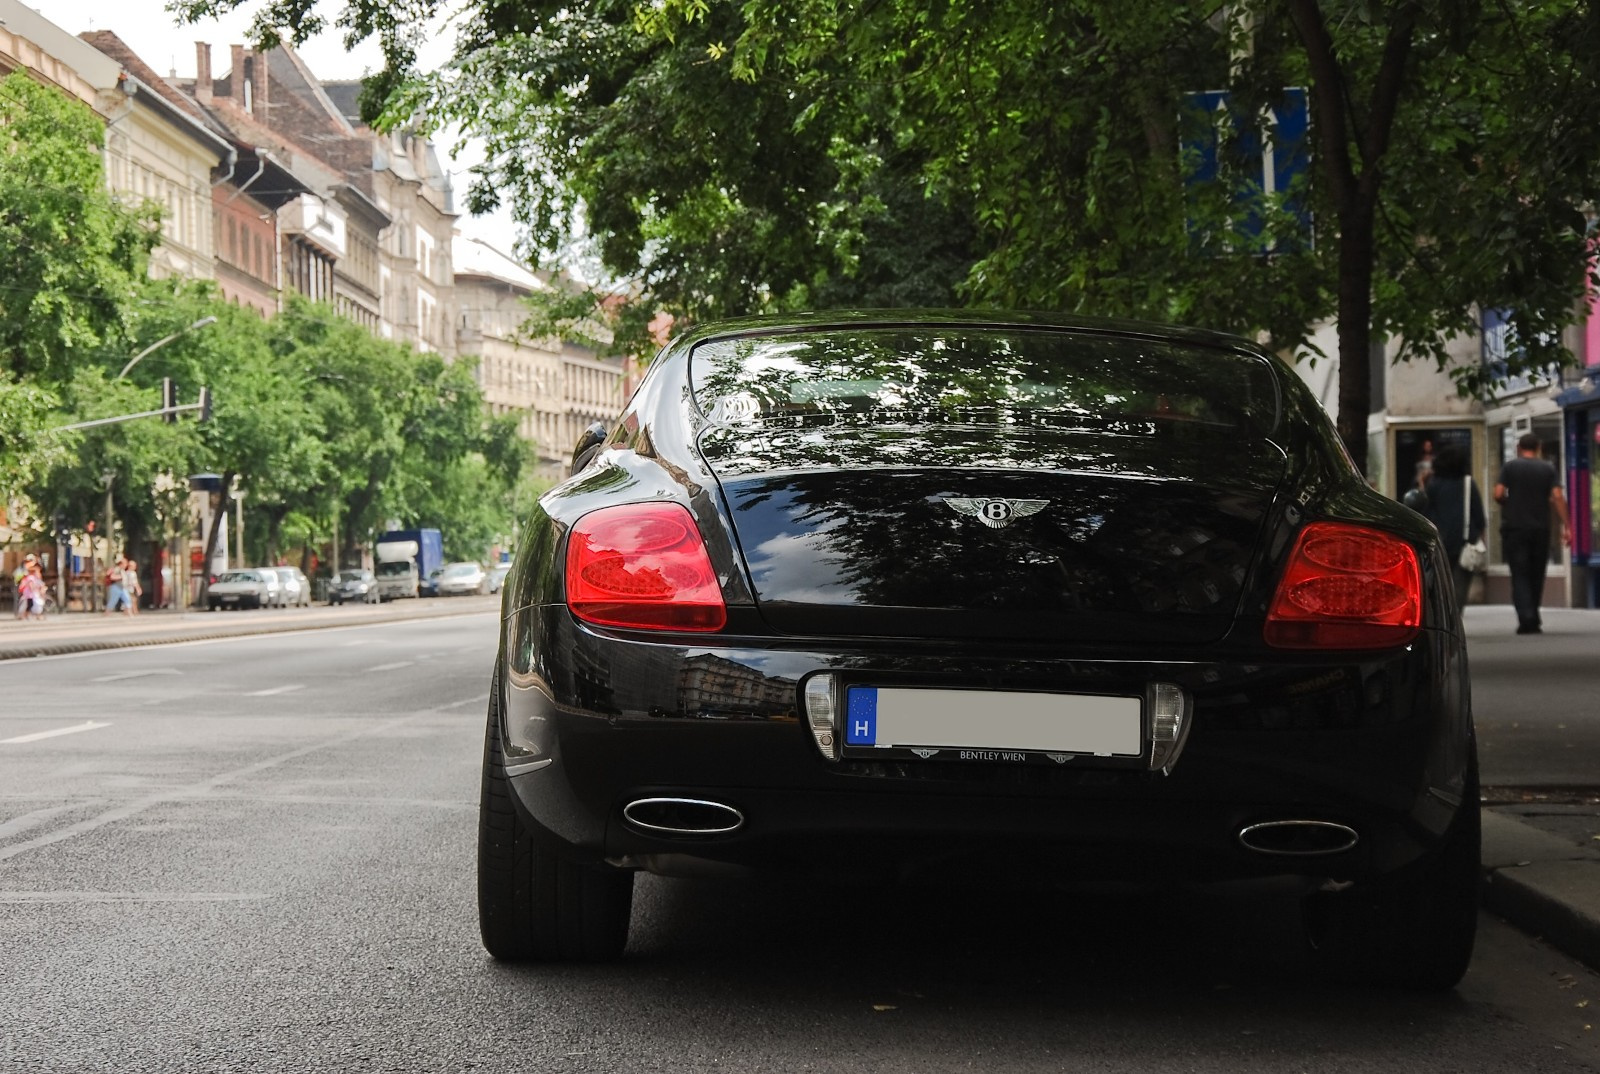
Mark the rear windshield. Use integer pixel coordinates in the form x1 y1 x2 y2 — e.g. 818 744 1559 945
218 571 256 583
690 328 1280 440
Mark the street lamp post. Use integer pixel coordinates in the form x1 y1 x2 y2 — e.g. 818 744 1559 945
233 482 246 569
115 315 214 612
117 316 216 381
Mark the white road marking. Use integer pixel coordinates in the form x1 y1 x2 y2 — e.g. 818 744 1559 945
0 804 99 839
0 721 112 744
440 693 490 710
246 684 305 697
91 669 180 683
341 639 372 646
368 661 414 672
0 714 421 863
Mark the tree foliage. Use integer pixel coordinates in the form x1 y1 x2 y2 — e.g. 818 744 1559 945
0 71 158 488
0 64 527 578
176 0 1600 474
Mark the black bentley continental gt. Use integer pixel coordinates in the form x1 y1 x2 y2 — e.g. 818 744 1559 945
480 312 1478 988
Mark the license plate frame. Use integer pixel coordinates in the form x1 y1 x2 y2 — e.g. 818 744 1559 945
842 685 1144 762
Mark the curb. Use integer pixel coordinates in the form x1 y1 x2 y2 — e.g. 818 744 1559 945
0 604 495 661
1481 811 1600 972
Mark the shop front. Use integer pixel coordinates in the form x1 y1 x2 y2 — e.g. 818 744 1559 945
1558 375 1600 606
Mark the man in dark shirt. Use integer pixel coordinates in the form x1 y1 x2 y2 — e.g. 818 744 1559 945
1494 433 1571 634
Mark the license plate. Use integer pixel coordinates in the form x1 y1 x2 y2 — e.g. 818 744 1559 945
220 595 239 603
844 686 1142 758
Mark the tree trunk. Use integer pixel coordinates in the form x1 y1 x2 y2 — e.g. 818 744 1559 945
196 469 235 608
1335 203 1377 477
1286 0 1417 481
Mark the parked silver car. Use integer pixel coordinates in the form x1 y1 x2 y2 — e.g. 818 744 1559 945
269 566 311 607
207 570 274 610
435 561 488 596
328 568 379 605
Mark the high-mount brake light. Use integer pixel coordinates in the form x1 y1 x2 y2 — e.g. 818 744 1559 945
1264 521 1422 649
565 503 727 631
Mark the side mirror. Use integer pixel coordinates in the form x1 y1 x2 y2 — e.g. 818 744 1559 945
569 421 610 476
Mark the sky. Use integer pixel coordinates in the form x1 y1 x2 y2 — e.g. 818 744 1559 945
39 0 515 248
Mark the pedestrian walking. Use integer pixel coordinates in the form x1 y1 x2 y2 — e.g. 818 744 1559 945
105 555 133 615
121 557 143 615
1494 432 1571 634
1422 444 1487 607
12 553 37 619
17 560 47 620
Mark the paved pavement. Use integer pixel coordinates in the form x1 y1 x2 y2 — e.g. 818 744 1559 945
7 596 1600 976
0 593 501 659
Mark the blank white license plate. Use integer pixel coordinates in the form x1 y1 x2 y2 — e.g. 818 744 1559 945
844 686 1142 757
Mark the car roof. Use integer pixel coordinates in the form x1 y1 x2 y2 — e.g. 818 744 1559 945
664 309 1265 357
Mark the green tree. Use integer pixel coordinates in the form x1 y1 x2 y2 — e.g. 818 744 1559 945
265 299 521 566
0 70 159 489
180 0 1600 474
178 0 987 356
711 0 1600 471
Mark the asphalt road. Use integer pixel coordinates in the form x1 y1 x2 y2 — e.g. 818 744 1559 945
3 612 1599 1072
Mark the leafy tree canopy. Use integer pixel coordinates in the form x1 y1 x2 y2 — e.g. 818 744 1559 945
0 71 159 488
175 0 1600 473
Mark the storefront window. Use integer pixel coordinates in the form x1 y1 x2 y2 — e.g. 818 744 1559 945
1394 427 1473 500
1589 420 1600 558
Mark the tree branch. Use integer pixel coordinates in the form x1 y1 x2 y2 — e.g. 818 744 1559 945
1284 0 1355 212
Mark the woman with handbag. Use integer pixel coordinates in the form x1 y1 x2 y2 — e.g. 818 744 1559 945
1422 444 1488 606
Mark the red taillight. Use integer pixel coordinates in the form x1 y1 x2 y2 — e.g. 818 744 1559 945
1264 522 1422 649
565 503 727 631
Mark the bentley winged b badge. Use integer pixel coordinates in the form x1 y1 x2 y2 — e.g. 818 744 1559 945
943 496 1050 529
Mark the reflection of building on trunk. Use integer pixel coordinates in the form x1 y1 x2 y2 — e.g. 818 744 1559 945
678 654 795 720
577 644 796 720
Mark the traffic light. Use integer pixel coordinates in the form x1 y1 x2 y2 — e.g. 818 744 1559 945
161 377 177 423
198 386 213 422
53 512 68 543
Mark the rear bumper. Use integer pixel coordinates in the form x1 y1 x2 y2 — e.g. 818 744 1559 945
497 609 1473 886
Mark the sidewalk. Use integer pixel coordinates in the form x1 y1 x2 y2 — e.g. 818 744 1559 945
6 596 1599 975
1464 604 1600 972
0 593 499 660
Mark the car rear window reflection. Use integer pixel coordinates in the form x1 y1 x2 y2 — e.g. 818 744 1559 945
690 329 1280 439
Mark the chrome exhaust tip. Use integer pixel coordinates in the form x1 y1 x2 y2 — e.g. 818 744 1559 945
623 797 744 837
1237 820 1359 856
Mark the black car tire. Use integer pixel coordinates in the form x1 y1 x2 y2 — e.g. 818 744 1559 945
1303 749 1480 990
478 667 634 962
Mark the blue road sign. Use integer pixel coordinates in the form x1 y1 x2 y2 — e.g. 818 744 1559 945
1181 88 1311 254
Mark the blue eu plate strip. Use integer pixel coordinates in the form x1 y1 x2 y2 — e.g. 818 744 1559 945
845 687 878 745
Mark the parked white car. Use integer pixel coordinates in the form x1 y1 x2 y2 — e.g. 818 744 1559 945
255 568 283 608
208 570 274 610
269 566 311 607
435 561 488 596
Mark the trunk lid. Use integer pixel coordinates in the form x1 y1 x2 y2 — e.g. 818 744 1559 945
701 423 1286 644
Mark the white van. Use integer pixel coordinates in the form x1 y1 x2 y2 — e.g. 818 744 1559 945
375 539 419 600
